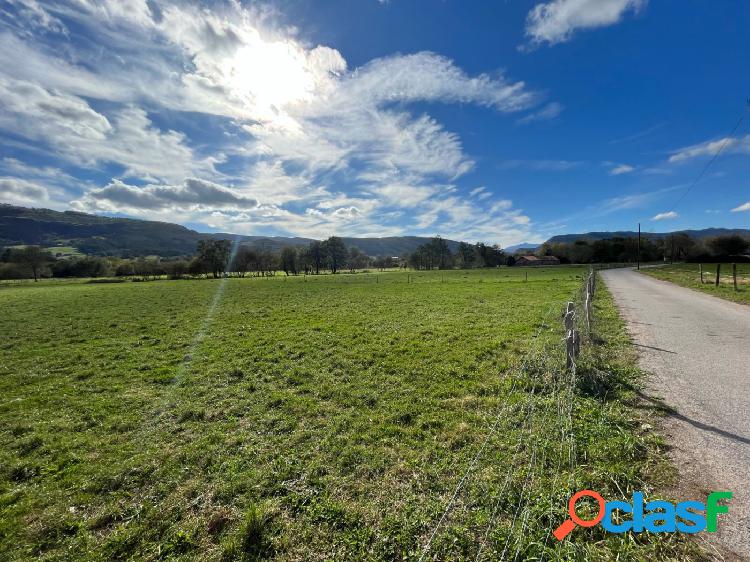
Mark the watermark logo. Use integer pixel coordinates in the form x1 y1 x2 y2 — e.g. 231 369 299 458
553 489 732 540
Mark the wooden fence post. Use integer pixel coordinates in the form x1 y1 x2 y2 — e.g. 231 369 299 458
699 264 703 284
564 302 577 372
715 264 721 287
733 263 738 291
564 302 575 330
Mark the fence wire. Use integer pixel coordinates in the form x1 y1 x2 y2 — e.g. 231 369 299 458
418 269 598 561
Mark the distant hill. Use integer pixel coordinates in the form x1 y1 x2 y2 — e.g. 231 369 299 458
0 204 461 257
546 228 750 245
505 242 541 253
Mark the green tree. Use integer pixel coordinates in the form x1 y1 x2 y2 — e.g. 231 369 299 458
196 239 231 278
475 242 505 267
231 247 256 277
322 236 347 274
708 235 749 257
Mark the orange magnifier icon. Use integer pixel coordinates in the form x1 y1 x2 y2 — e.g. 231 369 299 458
553 490 606 541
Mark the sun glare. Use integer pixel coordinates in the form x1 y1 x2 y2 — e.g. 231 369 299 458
225 39 316 120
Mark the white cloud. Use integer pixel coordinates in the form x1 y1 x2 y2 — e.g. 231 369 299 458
524 0 646 47
75 178 259 213
0 177 50 206
0 78 212 182
0 0 547 243
652 211 678 220
468 187 492 201
2 0 67 34
731 202 750 213
609 164 635 175
337 52 538 113
593 185 682 216
1 157 74 183
0 77 111 139
669 134 750 163
516 102 564 124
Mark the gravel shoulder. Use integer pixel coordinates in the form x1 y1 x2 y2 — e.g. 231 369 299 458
601 268 750 560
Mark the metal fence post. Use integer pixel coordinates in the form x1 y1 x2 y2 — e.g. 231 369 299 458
715 263 721 287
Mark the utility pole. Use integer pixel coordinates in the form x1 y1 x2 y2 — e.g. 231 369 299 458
637 223 641 270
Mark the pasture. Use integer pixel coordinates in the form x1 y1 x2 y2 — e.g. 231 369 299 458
642 263 750 305
0 267 691 560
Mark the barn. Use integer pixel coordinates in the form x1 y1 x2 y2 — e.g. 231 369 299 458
515 255 560 266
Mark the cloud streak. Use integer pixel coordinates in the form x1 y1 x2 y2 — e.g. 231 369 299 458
609 164 635 175
524 0 646 47
669 134 750 163
652 211 678 220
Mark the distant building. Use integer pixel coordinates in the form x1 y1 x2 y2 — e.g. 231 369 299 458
515 255 560 266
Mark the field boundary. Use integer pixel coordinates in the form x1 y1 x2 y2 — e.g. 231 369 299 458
418 269 598 560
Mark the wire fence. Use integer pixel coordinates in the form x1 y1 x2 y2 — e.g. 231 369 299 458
697 262 750 290
0 266 591 288
417 268 599 561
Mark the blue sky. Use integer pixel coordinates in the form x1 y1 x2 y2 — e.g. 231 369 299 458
0 0 748 245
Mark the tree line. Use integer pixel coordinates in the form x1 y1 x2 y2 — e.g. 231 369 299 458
0 236 403 281
3 233 747 281
537 234 750 264
407 237 507 270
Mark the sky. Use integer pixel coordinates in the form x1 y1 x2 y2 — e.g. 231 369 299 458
0 0 748 246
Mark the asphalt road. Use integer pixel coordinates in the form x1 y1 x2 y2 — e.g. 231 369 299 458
602 268 750 559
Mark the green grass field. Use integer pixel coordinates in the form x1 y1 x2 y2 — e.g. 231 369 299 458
641 263 750 305
0 267 693 560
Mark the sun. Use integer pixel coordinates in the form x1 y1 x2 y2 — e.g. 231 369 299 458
224 38 316 121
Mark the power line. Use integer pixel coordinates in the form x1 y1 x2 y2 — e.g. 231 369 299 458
667 99 750 214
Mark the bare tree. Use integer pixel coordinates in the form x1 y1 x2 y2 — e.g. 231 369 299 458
308 241 324 274
347 247 369 272
13 246 50 281
280 246 298 275
232 247 256 277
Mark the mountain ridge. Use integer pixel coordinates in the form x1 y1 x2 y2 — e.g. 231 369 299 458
0 204 462 257
546 228 750 244
2 204 747 258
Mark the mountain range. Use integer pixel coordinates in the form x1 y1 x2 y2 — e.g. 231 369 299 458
546 229 750 244
0 204 461 257
1 204 747 258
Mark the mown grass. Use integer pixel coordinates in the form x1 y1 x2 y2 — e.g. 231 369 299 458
0 267 696 560
641 262 750 305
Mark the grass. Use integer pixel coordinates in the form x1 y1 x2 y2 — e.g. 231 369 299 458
0 267 696 560
641 262 750 305
45 246 84 258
